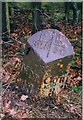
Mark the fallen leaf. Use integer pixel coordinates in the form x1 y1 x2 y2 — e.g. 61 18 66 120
45 77 51 84
0 113 5 118
77 76 81 81
9 109 17 116
44 89 49 97
20 95 28 101
4 74 10 83
60 64 63 68
5 101 11 109
66 64 71 70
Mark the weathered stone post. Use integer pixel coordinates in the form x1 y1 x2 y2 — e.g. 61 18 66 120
21 29 74 98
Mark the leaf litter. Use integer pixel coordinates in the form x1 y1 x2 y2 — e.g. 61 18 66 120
1 11 82 119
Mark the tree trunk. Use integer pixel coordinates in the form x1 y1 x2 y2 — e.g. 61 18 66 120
65 2 78 27
2 2 10 41
0 2 2 41
65 2 69 23
32 2 41 34
72 2 78 27
9 6 14 17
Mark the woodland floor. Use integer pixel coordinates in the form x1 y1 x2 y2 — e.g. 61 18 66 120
0 11 82 119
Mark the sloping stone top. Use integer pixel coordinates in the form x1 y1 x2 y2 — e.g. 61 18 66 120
28 29 74 63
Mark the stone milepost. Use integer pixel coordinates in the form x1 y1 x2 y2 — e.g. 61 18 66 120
28 29 74 63
22 29 74 97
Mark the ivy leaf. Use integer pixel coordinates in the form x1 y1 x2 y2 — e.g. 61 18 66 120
73 85 78 92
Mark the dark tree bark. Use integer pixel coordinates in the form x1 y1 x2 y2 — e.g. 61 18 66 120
72 2 78 27
65 2 69 23
2 2 10 41
9 5 14 17
65 2 78 27
32 2 41 34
